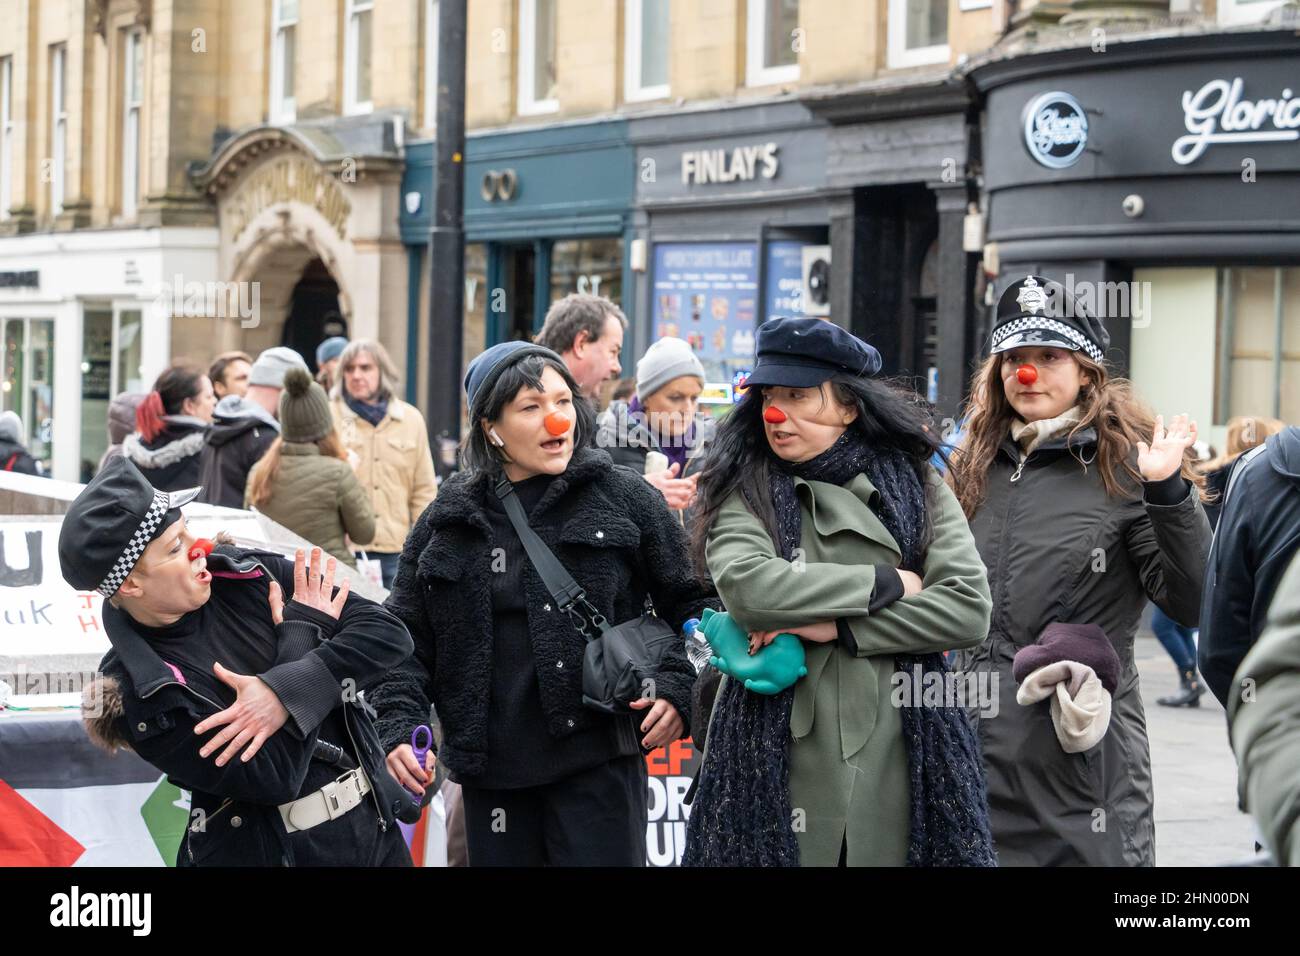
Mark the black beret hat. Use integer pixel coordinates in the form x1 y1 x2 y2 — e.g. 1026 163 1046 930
990 275 1110 365
742 317 882 390
58 456 201 597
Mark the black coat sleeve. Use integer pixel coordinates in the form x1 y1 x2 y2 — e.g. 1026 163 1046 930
1199 466 1259 708
1125 473 1212 629
130 699 318 806
369 513 438 755
254 555 414 739
622 473 720 729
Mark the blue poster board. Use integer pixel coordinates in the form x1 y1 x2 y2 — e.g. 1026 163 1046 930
765 240 811 321
651 243 759 391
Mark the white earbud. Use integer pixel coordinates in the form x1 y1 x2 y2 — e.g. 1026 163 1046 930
489 427 505 448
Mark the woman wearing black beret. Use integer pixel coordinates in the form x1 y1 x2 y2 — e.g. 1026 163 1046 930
948 275 1213 866
683 317 995 867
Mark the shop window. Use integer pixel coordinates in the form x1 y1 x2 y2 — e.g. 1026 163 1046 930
121 29 145 219
887 0 949 70
423 0 440 130
1 318 54 474
80 306 145 481
344 0 374 115
50 44 67 217
625 0 670 103
1 56 12 221
518 0 558 115
550 238 624 312
270 0 298 124
746 0 799 88
1216 267 1300 426
1217 0 1288 25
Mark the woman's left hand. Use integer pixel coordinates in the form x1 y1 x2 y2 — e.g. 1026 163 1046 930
748 621 838 654
629 697 684 750
1137 413 1197 482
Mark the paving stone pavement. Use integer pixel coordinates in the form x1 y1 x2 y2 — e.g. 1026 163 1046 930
1134 631 1260 866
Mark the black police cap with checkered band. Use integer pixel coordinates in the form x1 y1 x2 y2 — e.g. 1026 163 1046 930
58 457 201 597
990 275 1110 365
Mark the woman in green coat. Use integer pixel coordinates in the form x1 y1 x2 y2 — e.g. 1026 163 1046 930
682 318 994 867
245 368 376 568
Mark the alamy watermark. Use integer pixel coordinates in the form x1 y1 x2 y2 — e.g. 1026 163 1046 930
153 275 261 329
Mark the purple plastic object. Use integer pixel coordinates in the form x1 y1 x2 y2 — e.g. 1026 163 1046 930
407 724 433 795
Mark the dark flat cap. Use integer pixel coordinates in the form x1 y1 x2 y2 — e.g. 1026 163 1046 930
742 317 882 390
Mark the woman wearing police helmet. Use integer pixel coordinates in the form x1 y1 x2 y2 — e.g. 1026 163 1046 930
948 275 1213 866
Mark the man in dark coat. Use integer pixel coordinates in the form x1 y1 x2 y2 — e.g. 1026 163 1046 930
0 410 40 475
67 457 416 866
1200 426 1300 708
199 347 307 508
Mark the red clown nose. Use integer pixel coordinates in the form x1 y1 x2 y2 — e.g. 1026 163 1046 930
544 412 571 436
1016 364 1038 386
188 538 214 561
763 406 788 425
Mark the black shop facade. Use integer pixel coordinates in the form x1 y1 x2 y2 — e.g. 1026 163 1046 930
973 28 1300 448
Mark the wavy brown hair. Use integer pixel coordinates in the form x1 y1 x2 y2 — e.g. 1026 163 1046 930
949 352 1206 519
245 431 349 509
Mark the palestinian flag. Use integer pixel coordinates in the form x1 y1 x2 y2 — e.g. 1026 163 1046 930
0 710 187 866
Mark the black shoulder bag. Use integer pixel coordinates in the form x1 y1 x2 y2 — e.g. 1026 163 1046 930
494 475 680 715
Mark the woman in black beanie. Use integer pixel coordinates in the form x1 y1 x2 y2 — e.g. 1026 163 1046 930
370 341 714 866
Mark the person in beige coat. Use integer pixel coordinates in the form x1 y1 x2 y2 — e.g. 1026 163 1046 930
330 340 438 587
246 368 375 568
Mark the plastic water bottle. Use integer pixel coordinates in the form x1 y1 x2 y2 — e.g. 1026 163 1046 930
683 617 710 674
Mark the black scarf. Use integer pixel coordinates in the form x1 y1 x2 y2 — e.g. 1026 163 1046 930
344 391 389 428
683 429 996 867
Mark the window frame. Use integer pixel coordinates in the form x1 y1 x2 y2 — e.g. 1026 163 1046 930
343 0 375 116
270 0 298 124
745 0 800 88
50 44 67 217
624 0 670 103
1 57 12 221
887 0 951 70
121 29 145 219
517 0 559 116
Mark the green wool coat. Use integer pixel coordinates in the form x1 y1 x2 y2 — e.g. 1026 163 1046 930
703 469 992 866
246 443 376 568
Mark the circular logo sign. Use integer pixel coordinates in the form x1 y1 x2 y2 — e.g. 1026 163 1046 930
1022 91 1089 169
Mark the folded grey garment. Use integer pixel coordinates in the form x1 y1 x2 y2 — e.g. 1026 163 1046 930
1016 660 1112 754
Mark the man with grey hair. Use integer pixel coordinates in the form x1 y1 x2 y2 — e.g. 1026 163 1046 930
535 293 626 399
331 339 437 588
199 346 307 507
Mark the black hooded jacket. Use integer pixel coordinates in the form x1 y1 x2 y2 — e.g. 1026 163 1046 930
1200 426 1300 707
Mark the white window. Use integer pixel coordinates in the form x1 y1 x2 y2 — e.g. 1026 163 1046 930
624 0 669 103
746 0 799 87
888 0 950 69
50 45 66 216
344 0 374 115
270 0 298 123
122 30 144 219
1 57 13 221
517 0 558 115
423 0 440 130
1217 0 1288 24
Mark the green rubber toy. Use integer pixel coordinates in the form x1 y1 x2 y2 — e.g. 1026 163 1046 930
699 607 808 695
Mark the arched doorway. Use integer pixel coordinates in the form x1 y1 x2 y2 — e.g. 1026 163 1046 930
282 258 347 372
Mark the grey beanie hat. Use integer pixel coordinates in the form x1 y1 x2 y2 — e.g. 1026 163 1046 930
636 337 706 401
278 368 335 443
0 410 22 444
249 346 309 389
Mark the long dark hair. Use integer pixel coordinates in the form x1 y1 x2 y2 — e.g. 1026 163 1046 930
459 354 597 483
136 364 207 442
688 373 945 578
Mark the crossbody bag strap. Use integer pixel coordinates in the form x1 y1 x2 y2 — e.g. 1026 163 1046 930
494 475 609 637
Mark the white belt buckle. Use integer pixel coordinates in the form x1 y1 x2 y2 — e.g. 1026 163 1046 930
323 770 364 820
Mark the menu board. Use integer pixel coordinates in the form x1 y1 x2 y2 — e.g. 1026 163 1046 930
651 243 758 391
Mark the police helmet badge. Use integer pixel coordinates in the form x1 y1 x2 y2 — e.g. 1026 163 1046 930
1015 275 1047 315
